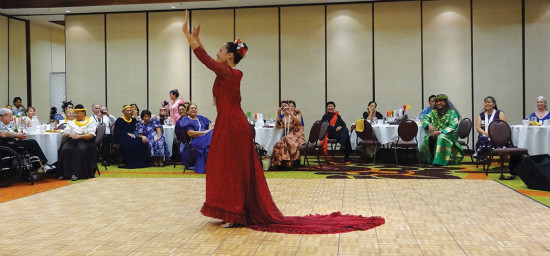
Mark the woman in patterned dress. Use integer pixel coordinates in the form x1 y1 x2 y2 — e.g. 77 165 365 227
176 104 212 174
271 101 305 168
136 110 170 167
420 94 464 166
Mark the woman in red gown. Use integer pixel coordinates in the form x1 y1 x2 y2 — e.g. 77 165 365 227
182 11 384 234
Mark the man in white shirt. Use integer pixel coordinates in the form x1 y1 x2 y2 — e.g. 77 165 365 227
92 104 116 165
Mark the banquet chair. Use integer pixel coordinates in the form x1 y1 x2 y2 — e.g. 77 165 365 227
170 137 181 168
175 126 196 173
457 118 475 164
298 120 324 171
95 123 107 174
109 123 124 168
486 120 528 180
353 119 381 165
392 120 420 166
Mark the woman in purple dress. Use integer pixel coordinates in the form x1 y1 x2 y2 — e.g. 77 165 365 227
136 110 170 167
175 104 212 173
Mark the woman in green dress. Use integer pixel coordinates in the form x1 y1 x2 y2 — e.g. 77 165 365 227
420 94 464 166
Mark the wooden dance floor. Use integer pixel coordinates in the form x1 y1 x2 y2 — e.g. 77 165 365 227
1 178 550 255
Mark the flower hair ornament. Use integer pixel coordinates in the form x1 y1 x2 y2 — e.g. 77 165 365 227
233 38 247 57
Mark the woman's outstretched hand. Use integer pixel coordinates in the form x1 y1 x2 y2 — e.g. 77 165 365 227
182 10 202 49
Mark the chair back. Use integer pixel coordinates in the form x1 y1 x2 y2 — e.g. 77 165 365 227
356 119 375 141
458 118 472 139
397 120 418 142
307 121 322 144
250 123 256 142
57 123 67 130
95 123 106 145
318 121 329 141
488 120 512 148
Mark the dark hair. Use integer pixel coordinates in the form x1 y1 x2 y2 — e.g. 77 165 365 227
169 89 179 98
368 101 377 108
280 100 288 107
74 104 86 115
13 97 22 104
26 106 35 113
225 41 248 64
50 107 57 121
61 100 73 113
163 100 169 106
178 103 186 108
288 100 296 107
483 96 499 111
326 101 336 108
140 109 152 119
428 95 437 101
130 103 139 114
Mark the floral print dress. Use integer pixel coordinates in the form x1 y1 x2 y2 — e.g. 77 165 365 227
271 110 306 167
135 117 170 159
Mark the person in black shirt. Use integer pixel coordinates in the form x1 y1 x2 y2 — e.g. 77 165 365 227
321 101 352 162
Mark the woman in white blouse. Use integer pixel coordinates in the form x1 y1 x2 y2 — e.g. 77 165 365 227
56 104 97 181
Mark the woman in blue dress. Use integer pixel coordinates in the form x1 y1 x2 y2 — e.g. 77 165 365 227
136 110 170 167
175 103 212 174
114 105 149 169
528 96 550 124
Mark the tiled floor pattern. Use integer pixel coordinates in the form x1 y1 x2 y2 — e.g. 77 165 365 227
1 178 550 255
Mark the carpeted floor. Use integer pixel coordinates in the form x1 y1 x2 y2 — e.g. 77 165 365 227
2 155 550 207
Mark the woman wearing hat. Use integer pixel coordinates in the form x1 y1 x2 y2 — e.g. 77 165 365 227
113 105 149 168
419 94 464 166
57 104 97 181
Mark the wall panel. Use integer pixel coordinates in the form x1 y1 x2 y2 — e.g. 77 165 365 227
148 11 190 113
525 0 550 114
0 16 8 105
236 7 279 120
8 19 27 107
30 23 65 121
280 6 325 127
106 13 147 114
327 4 373 127
190 9 233 121
374 1 422 118
66 15 105 109
423 0 471 121
473 0 522 123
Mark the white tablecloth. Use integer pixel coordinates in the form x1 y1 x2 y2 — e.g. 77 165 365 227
27 132 63 164
350 124 426 149
163 125 175 155
255 127 284 156
511 125 550 155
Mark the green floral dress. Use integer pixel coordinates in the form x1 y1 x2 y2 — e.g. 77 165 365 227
419 109 464 165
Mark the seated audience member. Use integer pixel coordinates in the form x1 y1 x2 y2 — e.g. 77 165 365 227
527 96 550 123
474 96 507 159
418 95 436 120
136 110 170 167
0 108 51 170
130 103 141 122
159 107 169 125
114 105 149 169
57 109 75 126
288 100 305 126
419 94 463 166
57 104 97 181
176 104 212 174
321 101 352 162
53 101 74 125
177 104 187 119
271 101 305 168
22 106 37 127
363 101 384 121
12 97 26 116
91 104 116 165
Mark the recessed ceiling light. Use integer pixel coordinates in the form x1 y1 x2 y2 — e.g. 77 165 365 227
66 10 71 13
171 6 176 9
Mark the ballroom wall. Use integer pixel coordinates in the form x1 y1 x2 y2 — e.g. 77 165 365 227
1 0 550 144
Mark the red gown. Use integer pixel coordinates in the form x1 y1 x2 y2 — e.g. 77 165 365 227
195 47 384 234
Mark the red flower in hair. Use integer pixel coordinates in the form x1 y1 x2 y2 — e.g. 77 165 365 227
233 38 247 57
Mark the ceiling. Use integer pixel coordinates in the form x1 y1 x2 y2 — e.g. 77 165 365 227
0 0 381 28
